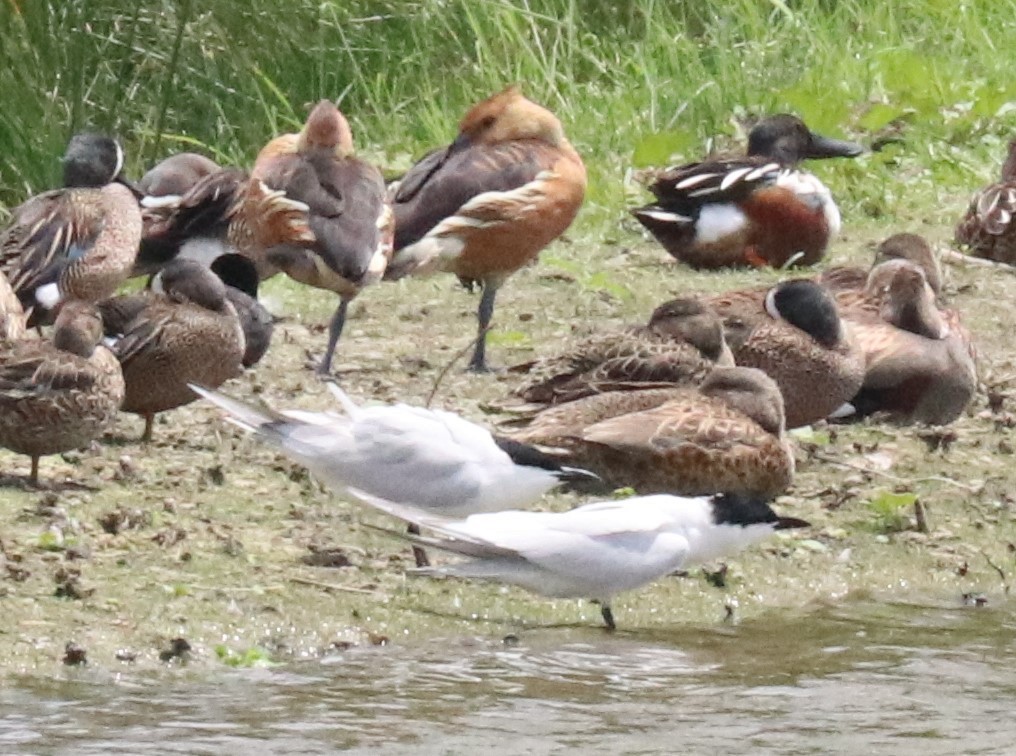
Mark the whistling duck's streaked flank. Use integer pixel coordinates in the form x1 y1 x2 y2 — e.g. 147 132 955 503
509 297 733 406
1 135 141 322
505 366 794 499
707 279 865 428
386 86 587 372
0 301 124 484
100 260 244 442
358 491 808 630
633 115 862 269
251 100 393 374
956 139 1016 264
825 236 976 424
135 167 314 277
0 269 25 343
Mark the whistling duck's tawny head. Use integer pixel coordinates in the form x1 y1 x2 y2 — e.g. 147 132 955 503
873 232 942 295
454 86 566 148
297 100 354 157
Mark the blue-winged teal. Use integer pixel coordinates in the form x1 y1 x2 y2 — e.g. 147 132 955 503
633 115 862 269
706 279 865 427
100 259 245 441
0 301 124 484
386 86 587 372
503 366 793 500
955 139 1016 264
251 100 393 374
509 297 733 406
1 135 141 323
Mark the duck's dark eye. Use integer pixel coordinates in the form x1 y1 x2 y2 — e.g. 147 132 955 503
479 116 496 129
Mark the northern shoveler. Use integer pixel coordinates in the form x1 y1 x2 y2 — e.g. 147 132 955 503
100 259 245 441
632 114 862 269
134 167 315 277
1 134 142 323
0 301 124 484
504 366 794 500
508 296 733 406
955 139 1016 264
706 279 865 427
824 237 977 424
251 100 393 375
386 85 587 372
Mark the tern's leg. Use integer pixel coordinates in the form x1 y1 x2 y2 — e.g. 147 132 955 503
467 283 498 373
318 297 350 375
601 604 616 632
408 523 430 568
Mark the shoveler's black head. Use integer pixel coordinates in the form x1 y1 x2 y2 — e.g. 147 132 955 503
765 279 843 348
63 133 128 188
709 492 810 529
747 115 863 166
211 254 260 299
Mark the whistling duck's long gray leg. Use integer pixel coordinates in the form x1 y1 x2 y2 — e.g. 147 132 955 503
601 604 616 632
467 283 499 373
318 297 350 375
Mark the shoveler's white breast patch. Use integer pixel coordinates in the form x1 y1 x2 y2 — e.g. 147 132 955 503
695 203 748 245
775 170 841 236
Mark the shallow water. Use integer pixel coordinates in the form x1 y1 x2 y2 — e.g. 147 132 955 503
3 598 1014 755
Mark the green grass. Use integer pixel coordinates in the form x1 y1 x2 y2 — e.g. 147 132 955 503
1 0 1014 230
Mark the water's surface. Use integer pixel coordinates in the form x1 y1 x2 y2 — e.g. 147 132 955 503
3 598 1015 755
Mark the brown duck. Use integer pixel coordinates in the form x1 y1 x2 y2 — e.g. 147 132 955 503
251 100 393 374
504 366 793 499
706 279 865 428
0 301 124 484
821 232 944 297
101 259 245 441
509 297 733 406
387 85 587 372
955 139 1016 264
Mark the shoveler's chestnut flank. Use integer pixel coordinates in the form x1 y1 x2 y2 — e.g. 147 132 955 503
0 301 124 484
386 85 587 372
252 100 393 374
706 279 865 428
135 168 315 277
504 366 794 500
100 259 245 442
510 297 733 406
0 134 142 322
633 114 862 269
955 139 1016 265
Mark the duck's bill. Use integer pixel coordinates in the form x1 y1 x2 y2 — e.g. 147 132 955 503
805 133 864 159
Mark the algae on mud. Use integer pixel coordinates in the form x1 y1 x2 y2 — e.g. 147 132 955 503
0 214 1014 674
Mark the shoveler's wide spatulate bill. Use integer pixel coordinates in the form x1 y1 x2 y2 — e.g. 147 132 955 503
386 85 587 372
632 114 862 270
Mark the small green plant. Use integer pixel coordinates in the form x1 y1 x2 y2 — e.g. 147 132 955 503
214 644 276 668
867 491 918 534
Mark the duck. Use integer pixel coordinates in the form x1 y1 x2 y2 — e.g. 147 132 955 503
0 270 25 343
632 114 863 269
385 85 587 372
251 100 393 375
509 296 733 406
504 366 794 500
133 167 315 277
955 139 1016 264
100 259 245 441
1 134 142 323
820 232 944 297
209 254 274 368
0 301 124 485
705 279 865 428
357 490 809 631
138 151 221 201
824 241 977 424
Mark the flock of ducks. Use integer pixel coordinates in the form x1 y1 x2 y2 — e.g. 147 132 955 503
0 84 1003 628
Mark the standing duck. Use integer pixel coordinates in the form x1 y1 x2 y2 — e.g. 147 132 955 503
509 297 733 405
251 100 392 375
386 85 587 372
0 301 124 485
503 366 794 500
955 139 1016 263
101 259 245 441
1 134 142 323
706 279 865 427
632 115 862 269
